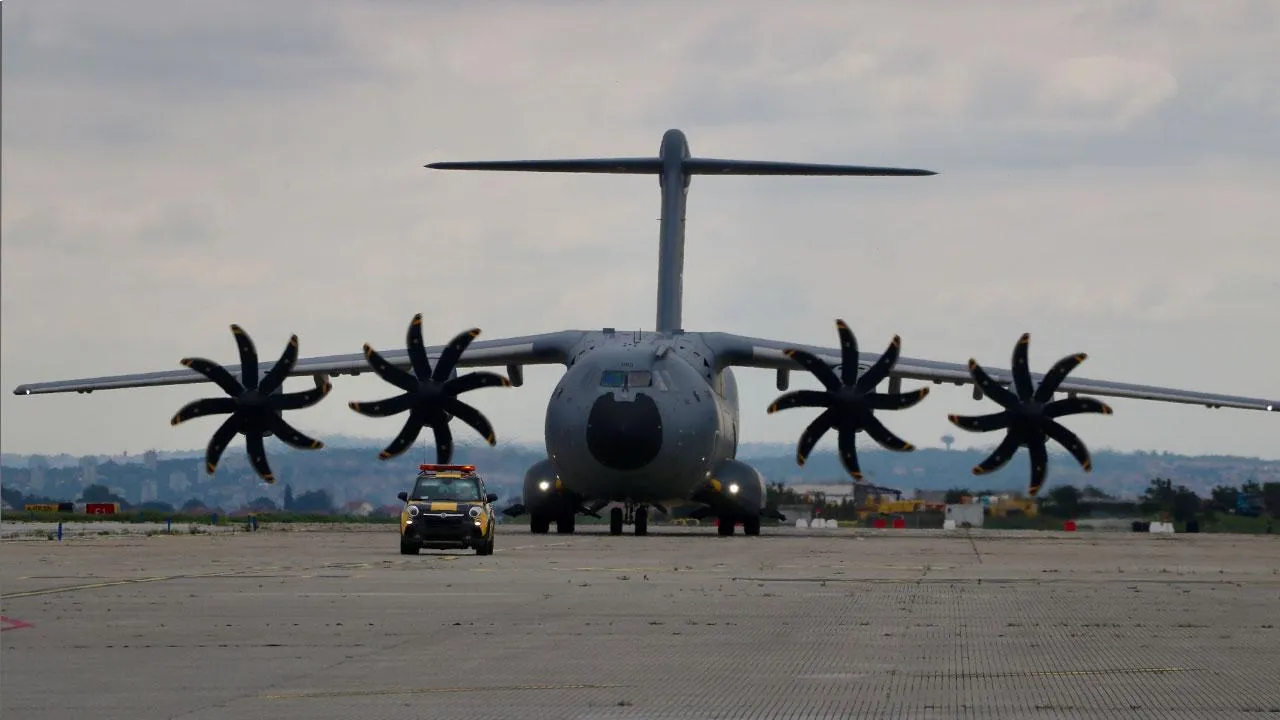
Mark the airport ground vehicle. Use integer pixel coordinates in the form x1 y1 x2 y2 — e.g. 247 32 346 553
397 464 499 555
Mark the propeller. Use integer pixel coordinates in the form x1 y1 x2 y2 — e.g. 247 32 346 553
768 319 929 480
349 314 511 462
170 324 331 483
948 333 1112 496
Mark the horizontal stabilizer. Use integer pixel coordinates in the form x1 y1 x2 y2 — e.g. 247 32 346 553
427 157 935 176
683 158 935 176
427 158 661 173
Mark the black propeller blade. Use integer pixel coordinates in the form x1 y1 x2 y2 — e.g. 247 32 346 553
948 333 1112 496
768 319 929 480
350 314 511 462
171 325 331 484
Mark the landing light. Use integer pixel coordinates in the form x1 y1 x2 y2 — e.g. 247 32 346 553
729 483 740 494
538 480 551 491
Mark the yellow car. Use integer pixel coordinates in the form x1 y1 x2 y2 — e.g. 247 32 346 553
397 464 498 556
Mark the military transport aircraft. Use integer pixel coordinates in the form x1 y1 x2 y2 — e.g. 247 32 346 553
13 129 1278 537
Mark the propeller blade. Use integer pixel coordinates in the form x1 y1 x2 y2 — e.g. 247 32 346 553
443 398 497 446
1043 418 1092 472
867 386 929 411
348 393 415 418
181 358 244 397
947 411 1009 433
244 432 276 483
1044 396 1112 419
968 360 1021 410
855 335 901 392
1034 352 1087 403
257 335 299 396
432 328 481 383
1010 333 1034 401
204 414 243 475
767 389 830 413
861 413 915 452
230 325 260 390
378 408 426 460
406 313 433 381
796 408 835 465
836 421 863 479
362 344 418 393
171 397 238 426
446 371 511 395
835 319 859 386
783 348 841 391
266 414 325 451
972 433 1021 476
272 377 332 411
430 419 454 464
1026 433 1049 496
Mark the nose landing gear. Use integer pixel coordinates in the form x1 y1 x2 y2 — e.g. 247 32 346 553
609 501 648 536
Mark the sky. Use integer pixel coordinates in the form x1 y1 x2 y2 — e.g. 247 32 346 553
3 0 1279 463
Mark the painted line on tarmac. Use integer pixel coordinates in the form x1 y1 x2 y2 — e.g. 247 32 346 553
260 682 626 700
0 565 293 600
0 616 35 632
954 667 1193 679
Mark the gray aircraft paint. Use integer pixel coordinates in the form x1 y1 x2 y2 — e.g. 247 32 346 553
12 129 1279 535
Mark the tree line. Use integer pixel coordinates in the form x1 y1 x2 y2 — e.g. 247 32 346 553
765 478 1280 524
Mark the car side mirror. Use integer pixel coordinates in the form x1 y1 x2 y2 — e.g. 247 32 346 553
397 491 408 502
486 493 499 503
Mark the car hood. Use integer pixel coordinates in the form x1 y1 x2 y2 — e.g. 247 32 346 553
409 500 484 513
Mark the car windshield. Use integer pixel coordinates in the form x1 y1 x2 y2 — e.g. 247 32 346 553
411 476 483 502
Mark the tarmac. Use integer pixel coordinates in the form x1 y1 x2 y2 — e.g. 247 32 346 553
2 522 1279 719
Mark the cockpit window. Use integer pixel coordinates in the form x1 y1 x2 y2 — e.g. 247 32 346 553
600 369 652 388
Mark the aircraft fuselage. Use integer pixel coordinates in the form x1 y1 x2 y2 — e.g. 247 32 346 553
542 329 738 504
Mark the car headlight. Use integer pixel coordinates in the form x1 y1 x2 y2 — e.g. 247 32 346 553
408 505 420 517
468 506 482 518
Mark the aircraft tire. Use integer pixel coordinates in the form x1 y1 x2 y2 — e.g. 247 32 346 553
556 512 576 534
717 518 734 536
609 507 624 535
634 507 648 536
743 516 761 536
530 512 551 534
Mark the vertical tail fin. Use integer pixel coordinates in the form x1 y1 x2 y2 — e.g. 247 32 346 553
427 129 936 334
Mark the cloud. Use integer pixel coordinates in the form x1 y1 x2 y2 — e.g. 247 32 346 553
2 1 1278 462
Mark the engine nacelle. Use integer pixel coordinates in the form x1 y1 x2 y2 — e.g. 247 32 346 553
691 458 767 517
521 458 562 514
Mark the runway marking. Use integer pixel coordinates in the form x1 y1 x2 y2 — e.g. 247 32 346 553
0 566 289 600
954 667 1192 679
0 616 35 632
259 682 625 700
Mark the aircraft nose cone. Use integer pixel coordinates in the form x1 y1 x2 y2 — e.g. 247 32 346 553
586 392 663 471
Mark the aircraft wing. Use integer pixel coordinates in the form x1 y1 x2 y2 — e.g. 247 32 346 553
702 331 1279 413
12 329 586 396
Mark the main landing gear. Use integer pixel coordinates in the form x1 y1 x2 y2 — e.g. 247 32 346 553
529 506 576 535
610 501 648 536
716 514 761 536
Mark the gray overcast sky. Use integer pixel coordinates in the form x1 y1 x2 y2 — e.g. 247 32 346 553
3 0 1278 460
